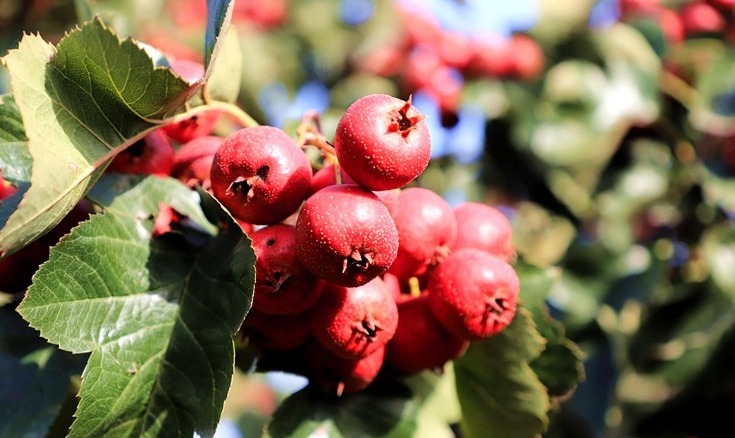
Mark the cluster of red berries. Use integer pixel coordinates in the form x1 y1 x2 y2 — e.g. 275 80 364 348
355 5 544 115
204 94 520 395
621 0 735 45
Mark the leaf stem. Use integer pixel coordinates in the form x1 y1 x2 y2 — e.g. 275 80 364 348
167 101 260 129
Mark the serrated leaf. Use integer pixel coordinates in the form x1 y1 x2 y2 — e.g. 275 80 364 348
0 94 31 232
0 17 192 258
454 308 550 438
403 366 462 438
17 174 255 438
265 384 418 438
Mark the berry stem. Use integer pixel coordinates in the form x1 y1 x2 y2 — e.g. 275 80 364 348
296 110 338 165
165 101 260 129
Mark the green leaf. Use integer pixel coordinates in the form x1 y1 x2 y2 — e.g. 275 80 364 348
515 261 586 397
0 94 31 232
17 175 255 438
0 307 84 437
0 17 191 258
454 307 550 438
205 25 242 104
404 366 462 438
204 0 235 71
265 383 418 438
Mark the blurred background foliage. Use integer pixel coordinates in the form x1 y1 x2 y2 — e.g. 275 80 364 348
4 0 735 437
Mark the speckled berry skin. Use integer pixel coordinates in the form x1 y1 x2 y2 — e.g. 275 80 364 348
427 248 519 340
334 94 431 191
210 126 312 225
387 187 457 280
295 184 399 287
309 277 398 360
250 224 324 315
387 294 468 375
452 202 515 262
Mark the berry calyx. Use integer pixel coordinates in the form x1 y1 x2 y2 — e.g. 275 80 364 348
107 129 175 176
296 184 399 287
210 126 312 225
251 224 325 315
334 94 431 191
309 277 398 360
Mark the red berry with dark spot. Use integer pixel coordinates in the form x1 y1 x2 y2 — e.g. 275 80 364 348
427 248 519 340
210 126 312 225
309 277 398 360
387 187 457 281
334 94 431 191
452 202 515 262
296 184 398 287
387 294 469 375
107 129 174 176
171 135 223 189
251 224 325 315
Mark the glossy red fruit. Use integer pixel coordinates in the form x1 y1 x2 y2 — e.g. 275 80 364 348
296 184 399 287
241 309 311 351
304 341 386 396
334 94 431 191
210 126 312 225
386 294 469 375
171 135 223 189
427 248 519 340
251 224 325 315
308 163 355 196
387 187 457 281
162 59 221 144
107 129 174 176
452 202 515 262
309 277 398 360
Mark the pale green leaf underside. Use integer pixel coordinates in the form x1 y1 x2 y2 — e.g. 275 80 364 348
0 17 191 257
17 175 255 437
454 308 551 438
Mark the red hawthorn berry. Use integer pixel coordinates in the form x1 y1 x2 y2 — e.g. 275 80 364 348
251 224 325 315
309 277 398 360
171 135 223 189
162 58 221 144
680 2 726 35
304 341 386 396
452 202 515 262
508 34 545 80
334 94 431 191
386 294 469 375
210 126 312 225
427 248 520 340
295 184 399 287
241 309 311 351
469 38 514 78
387 187 457 281
659 8 685 45
107 129 175 176
308 163 356 196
